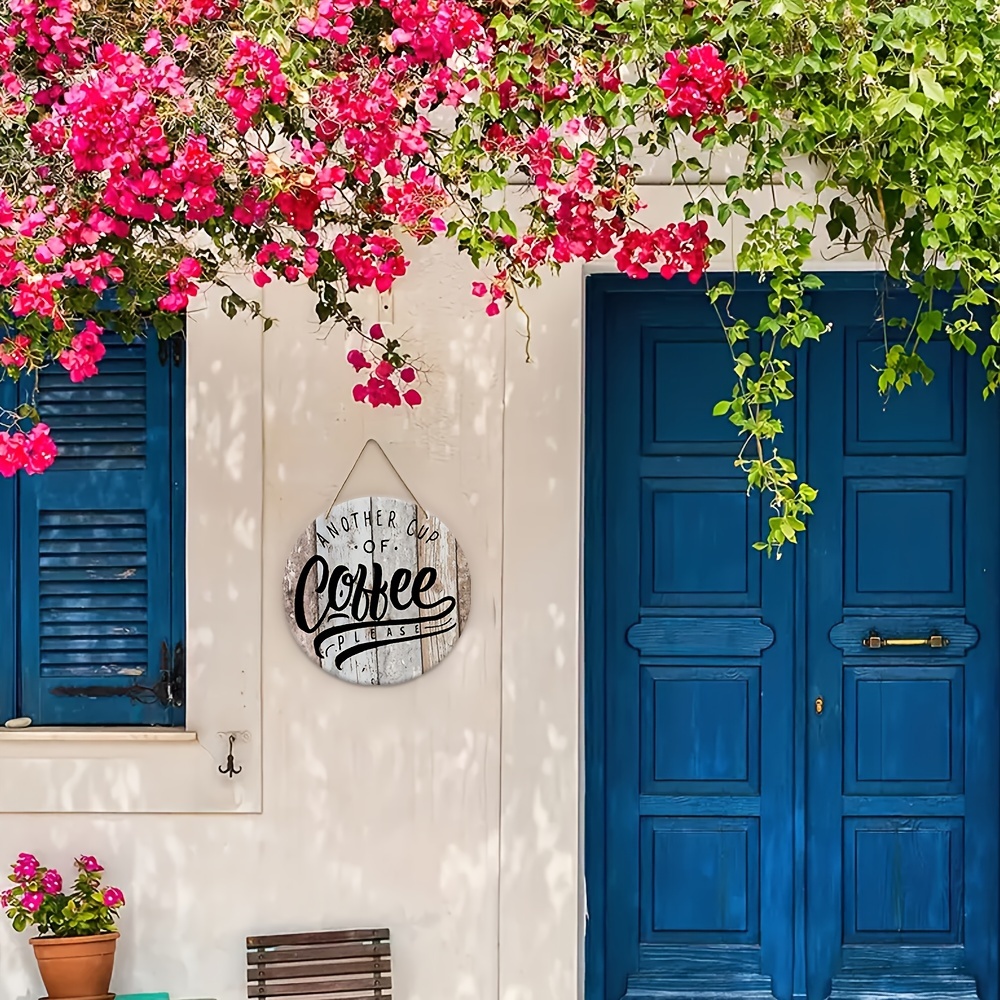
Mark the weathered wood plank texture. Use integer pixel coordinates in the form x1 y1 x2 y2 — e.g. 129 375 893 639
286 496 471 685
417 505 458 673
282 521 319 668
247 927 391 999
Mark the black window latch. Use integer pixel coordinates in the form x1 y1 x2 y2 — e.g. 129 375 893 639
52 640 185 708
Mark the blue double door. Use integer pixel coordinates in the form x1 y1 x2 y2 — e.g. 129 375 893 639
586 275 1000 1000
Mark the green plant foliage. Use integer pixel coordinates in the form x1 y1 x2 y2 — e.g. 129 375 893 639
682 0 1000 550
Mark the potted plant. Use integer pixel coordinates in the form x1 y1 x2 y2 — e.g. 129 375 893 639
2 852 126 1000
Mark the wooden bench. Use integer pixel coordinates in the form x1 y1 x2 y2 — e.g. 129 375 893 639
247 928 391 999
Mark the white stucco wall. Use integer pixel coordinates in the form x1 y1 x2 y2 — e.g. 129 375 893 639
0 184 864 1000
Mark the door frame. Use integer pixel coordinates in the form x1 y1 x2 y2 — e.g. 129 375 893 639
581 269 999 1000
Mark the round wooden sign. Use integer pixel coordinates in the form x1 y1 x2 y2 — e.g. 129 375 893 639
283 496 471 684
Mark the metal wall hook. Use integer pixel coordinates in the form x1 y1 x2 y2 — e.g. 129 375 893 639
219 732 243 778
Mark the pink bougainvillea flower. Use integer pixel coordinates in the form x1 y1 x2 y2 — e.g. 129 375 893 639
232 188 271 227
613 222 711 283
400 366 416 383
471 271 508 316
59 321 106 383
143 29 163 56
11 274 63 321
218 38 289 133
361 374 402 407
176 256 202 279
24 423 57 474
331 233 408 292
158 258 202 312
0 424 55 476
0 432 30 478
0 334 31 368
657 44 740 125
346 349 370 371
156 0 235 26
597 62 621 92
369 323 384 340
76 855 103 873
297 0 354 43
403 388 421 406
381 165 450 238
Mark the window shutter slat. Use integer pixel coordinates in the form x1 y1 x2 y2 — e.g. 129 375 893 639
34 339 151 470
17 334 182 726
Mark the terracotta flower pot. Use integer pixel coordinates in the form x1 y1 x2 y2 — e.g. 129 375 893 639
30 931 119 999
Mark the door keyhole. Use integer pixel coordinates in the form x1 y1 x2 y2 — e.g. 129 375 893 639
814 696 824 715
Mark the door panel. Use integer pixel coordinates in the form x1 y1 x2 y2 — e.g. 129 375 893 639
587 275 1000 1000
591 281 795 1000
805 302 999 1000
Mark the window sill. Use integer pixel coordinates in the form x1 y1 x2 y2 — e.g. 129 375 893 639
0 727 198 743
0 725 259 812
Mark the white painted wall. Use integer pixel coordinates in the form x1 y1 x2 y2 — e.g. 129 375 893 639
0 184 865 1000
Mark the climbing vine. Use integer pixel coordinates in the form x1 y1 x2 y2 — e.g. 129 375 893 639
0 0 998 550
699 0 1000 551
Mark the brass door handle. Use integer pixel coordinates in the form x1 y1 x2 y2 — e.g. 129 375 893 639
814 696 824 715
862 630 949 649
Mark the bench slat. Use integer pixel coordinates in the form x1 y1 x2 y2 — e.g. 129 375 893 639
248 992 390 1000
248 930 389 948
250 959 389 982
247 976 391 998
249 993 389 1000
249 944 390 966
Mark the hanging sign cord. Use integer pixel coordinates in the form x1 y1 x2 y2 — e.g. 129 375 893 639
327 438 420 514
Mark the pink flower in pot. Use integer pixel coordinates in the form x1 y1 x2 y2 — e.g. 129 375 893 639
3 851 126 1000
12 853 38 881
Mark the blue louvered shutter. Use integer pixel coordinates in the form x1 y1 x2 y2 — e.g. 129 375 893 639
16 333 184 726
0 374 16 723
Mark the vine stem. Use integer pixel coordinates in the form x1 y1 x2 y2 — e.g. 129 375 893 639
510 283 533 362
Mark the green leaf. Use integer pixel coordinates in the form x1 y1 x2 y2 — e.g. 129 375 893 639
858 52 879 76
916 310 943 342
874 90 909 120
917 67 946 104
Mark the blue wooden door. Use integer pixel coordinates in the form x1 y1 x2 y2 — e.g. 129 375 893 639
586 274 1000 1000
